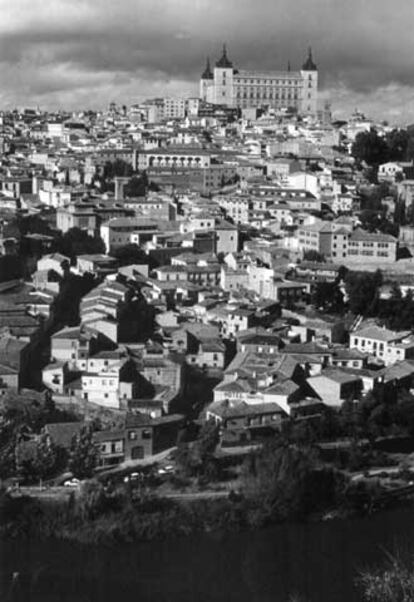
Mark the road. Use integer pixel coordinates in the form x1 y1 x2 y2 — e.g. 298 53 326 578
8 486 78 500
350 466 401 481
163 490 230 501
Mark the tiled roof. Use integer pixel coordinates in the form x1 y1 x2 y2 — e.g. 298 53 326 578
353 325 411 343
350 228 397 243
207 399 283 419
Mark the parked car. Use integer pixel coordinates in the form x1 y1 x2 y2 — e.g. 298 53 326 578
157 464 175 475
64 478 80 487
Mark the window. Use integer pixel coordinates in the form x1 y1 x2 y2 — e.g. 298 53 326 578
129 431 137 440
142 430 152 440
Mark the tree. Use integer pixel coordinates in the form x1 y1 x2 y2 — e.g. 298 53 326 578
176 420 219 479
111 244 148 267
385 128 409 162
378 286 414 331
345 270 382 316
9 214 55 238
124 175 147 198
17 435 66 482
358 554 414 602
102 159 133 180
302 250 325 263
311 281 344 314
77 479 108 519
68 426 98 479
54 272 97 326
55 228 106 260
351 129 389 167
242 439 342 521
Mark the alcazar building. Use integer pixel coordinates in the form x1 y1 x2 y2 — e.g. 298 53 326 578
199 45 318 116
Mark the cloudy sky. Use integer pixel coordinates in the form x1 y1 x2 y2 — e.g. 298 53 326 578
1 0 414 123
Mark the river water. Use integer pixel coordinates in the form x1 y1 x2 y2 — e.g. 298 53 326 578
1 507 414 601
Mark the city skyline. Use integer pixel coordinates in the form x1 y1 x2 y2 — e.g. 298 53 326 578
1 0 414 123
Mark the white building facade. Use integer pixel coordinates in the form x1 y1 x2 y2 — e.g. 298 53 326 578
200 45 318 116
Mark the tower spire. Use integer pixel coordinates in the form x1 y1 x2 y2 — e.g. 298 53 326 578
201 56 213 80
216 43 233 68
302 46 317 71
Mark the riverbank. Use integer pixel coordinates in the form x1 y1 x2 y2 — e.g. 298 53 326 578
2 474 413 547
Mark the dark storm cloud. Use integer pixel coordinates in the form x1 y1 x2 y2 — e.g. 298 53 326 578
1 0 414 121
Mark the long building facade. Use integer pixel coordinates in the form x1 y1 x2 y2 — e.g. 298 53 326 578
200 45 318 116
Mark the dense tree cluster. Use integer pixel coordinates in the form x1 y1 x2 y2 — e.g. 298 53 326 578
352 129 390 168
287 386 414 451
312 266 414 331
302 250 326 263
344 269 383 316
175 420 220 481
68 426 98 479
378 284 414 331
241 439 343 523
124 173 149 197
54 272 97 326
16 434 66 482
0 394 80 481
55 227 106 260
311 280 345 314
352 127 414 168
358 555 414 602
91 160 155 196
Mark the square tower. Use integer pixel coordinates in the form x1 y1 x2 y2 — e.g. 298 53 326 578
213 45 234 107
300 48 318 115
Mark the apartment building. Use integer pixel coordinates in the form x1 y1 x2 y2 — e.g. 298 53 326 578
350 325 414 366
297 222 397 263
347 229 397 263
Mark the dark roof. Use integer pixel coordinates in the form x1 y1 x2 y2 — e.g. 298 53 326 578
0 336 28 369
350 228 397 243
201 57 214 80
125 412 184 429
216 44 233 69
208 399 283 419
241 334 281 347
94 429 125 443
302 47 317 71
283 342 330 355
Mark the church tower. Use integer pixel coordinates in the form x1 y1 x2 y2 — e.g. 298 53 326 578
300 47 318 115
213 44 234 106
199 57 214 103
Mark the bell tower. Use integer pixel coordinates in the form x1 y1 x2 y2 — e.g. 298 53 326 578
300 47 318 115
213 44 234 107
199 57 214 102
